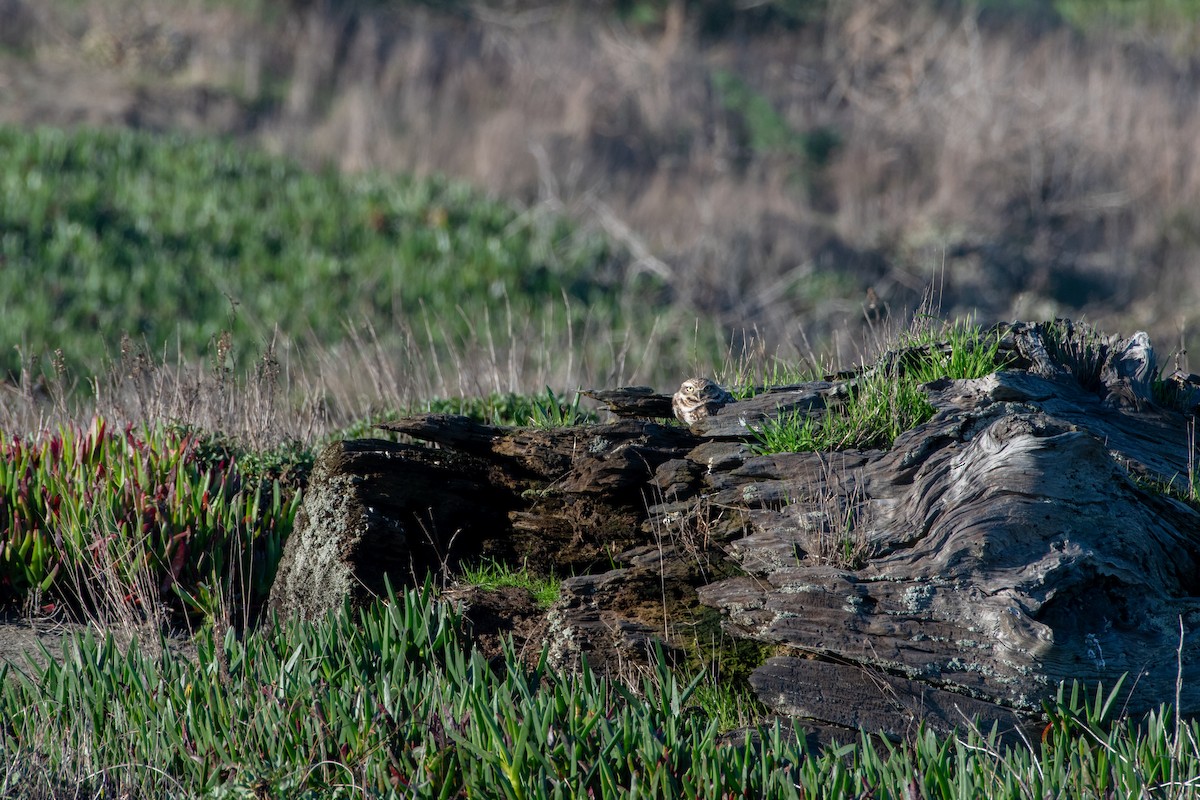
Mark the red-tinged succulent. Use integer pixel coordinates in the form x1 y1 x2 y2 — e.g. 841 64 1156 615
0 417 301 617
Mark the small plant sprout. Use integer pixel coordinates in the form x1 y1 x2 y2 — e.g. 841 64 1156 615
459 557 561 608
527 387 594 428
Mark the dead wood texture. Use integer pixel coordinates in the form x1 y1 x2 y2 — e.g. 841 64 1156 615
269 320 1200 742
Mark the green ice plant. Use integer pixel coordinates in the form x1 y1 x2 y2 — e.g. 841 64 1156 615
2 583 1200 797
0 417 300 616
0 584 801 797
0 125 657 383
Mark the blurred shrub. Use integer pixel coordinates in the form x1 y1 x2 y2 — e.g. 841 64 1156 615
614 0 828 33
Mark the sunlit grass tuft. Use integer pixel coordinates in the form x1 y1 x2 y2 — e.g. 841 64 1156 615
753 318 1003 454
459 558 561 609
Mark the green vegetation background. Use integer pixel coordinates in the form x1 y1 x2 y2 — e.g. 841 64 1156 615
2 0 1200 794
0 126 648 381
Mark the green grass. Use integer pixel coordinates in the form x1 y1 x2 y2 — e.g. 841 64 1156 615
964 0 1200 37
0 125 689 385
2 584 1200 797
338 390 599 440
616 0 829 33
728 357 819 400
459 557 562 609
753 318 1003 453
688 680 769 734
526 387 595 429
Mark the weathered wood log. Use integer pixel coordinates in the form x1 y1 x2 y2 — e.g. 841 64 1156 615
269 419 698 621
582 382 841 439
687 338 1200 734
1165 370 1200 415
581 386 673 418
687 383 839 439
269 320 1200 742
750 656 1032 742
268 438 514 619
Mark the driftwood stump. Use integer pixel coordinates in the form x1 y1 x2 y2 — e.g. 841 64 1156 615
269 320 1200 742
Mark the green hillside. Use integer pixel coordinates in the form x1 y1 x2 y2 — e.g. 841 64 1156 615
0 126 652 382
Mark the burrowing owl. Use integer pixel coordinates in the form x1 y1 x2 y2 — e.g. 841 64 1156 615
672 377 734 425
